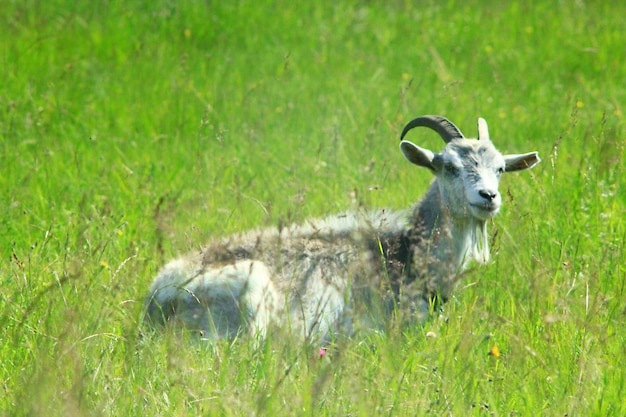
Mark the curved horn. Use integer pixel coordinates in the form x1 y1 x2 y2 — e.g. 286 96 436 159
399 115 464 144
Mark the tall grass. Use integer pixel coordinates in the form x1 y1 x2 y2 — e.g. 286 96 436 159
1 0 624 415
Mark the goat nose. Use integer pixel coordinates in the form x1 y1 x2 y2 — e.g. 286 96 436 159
479 190 497 201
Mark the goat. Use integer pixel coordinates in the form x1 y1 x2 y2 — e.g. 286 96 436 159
144 115 540 342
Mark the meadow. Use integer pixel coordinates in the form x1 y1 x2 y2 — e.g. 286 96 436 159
1 0 624 415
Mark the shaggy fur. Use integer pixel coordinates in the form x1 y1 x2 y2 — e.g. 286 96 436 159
144 115 540 342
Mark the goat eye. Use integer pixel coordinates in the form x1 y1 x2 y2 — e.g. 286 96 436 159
444 163 458 174
497 167 505 175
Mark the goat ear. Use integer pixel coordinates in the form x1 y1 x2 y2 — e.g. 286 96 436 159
400 140 438 172
504 152 541 172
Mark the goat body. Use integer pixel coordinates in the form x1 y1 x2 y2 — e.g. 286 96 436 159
145 115 540 342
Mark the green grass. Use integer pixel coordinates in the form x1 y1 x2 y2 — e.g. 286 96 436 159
1 0 624 415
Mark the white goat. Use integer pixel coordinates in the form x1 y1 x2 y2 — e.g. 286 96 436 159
144 115 540 342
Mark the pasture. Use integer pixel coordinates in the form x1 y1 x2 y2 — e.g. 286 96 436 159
1 0 624 415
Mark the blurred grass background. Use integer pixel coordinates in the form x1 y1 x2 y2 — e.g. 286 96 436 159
1 0 624 415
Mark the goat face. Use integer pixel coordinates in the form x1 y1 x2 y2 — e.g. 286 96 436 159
434 139 506 220
399 116 540 222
